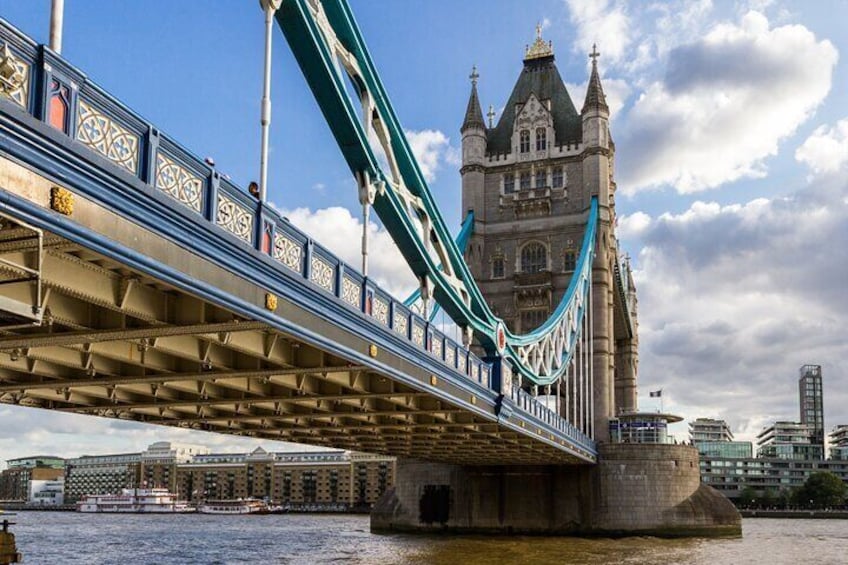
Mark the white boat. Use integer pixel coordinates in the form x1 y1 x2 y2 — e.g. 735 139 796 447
77 488 194 513
198 499 269 515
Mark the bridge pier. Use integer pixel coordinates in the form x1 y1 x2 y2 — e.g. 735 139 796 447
371 445 740 537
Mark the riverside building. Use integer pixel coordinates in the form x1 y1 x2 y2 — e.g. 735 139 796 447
830 425 848 461
26 441 395 509
176 447 394 509
692 366 848 500
0 456 64 503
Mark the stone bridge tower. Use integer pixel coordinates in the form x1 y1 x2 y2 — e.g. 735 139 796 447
459 29 638 441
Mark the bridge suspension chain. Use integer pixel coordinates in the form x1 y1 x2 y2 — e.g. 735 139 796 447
277 0 596 391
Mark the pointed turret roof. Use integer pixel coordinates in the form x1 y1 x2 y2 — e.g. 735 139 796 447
461 65 486 132
582 44 608 114
486 31 582 154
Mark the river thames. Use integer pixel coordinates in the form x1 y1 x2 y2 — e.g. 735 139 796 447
8 513 848 564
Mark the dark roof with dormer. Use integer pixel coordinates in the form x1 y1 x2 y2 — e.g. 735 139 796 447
486 55 582 155
582 57 609 114
461 80 486 132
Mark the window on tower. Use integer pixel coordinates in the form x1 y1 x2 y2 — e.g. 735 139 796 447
552 167 564 188
536 128 547 151
521 242 547 274
520 309 548 332
519 171 531 190
503 173 515 193
491 256 505 279
535 169 546 188
563 250 577 272
519 130 530 153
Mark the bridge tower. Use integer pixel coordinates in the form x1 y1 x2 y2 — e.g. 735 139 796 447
460 30 638 440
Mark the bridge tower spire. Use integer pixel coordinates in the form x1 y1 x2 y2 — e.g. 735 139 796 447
460 65 488 278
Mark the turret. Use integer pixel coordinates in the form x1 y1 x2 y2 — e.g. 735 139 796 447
581 44 612 208
460 66 487 236
461 66 487 167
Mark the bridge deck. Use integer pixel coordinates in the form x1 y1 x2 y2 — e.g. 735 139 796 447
0 18 595 465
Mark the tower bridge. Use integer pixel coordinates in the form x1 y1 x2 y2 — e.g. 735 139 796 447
0 0 739 536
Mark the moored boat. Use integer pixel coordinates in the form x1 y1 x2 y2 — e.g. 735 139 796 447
77 488 194 513
198 499 269 515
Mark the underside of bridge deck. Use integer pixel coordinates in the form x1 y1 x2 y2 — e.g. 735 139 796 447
0 158 586 466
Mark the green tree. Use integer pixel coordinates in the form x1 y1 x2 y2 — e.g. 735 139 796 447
738 487 757 508
795 472 847 509
776 488 791 510
758 489 776 509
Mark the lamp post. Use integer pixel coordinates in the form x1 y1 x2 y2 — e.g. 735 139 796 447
49 0 64 54
258 0 282 203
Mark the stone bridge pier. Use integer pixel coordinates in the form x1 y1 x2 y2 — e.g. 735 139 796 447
371 444 741 537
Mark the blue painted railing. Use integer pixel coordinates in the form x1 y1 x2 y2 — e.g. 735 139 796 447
0 18 492 387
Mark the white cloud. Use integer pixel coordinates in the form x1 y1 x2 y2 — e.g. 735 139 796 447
617 210 652 239
565 0 632 67
565 77 631 121
0 405 321 469
795 118 848 176
282 206 417 298
618 11 838 193
626 179 848 442
404 129 458 183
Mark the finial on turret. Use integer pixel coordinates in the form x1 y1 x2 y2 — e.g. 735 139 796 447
589 43 601 65
582 43 608 114
487 105 495 128
524 24 554 61
462 65 486 131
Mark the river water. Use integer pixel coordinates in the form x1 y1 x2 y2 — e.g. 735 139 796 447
8 513 848 564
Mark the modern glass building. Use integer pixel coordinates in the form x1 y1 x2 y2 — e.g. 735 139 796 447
696 441 752 459
799 364 824 447
756 421 824 460
689 418 734 444
830 425 848 461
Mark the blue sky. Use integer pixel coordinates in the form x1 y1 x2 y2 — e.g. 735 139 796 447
1 0 847 463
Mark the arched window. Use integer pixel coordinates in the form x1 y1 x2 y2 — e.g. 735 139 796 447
535 169 546 188
519 171 531 190
519 130 530 153
521 309 548 332
491 256 505 279
503 173 515 193
552 166 564 188
563 250 578 272
536 128 547 151
521 242 547 274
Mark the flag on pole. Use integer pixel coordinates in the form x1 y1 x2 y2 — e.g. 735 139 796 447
649 390 662 398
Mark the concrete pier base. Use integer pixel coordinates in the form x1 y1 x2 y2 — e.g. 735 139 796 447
371 444 740 537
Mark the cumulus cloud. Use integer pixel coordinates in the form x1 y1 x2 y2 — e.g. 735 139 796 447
404 129 458 183
627 172 848 441
282 206 417 298
565 77 631 121
795 118 848 175
565 0 632 67
618 11 838 193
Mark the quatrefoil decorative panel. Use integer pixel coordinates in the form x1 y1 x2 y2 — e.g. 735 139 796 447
341 276 361 308
0 43 29 108
310 255 334 292
216 194 254 244
155 153 203 212
273 233 303 272
76 99 139 174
